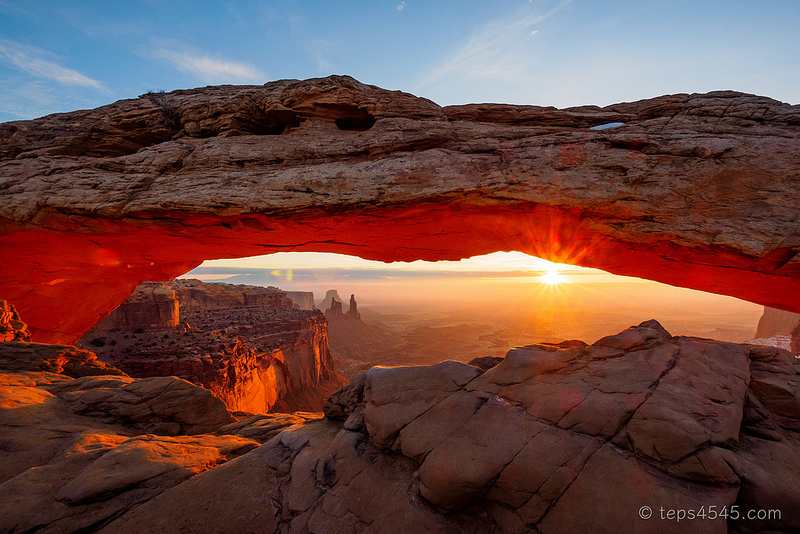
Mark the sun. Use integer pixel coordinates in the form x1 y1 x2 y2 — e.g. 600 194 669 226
540 268 565 285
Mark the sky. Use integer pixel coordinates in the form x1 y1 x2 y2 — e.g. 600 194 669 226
1 0 796 295
1 0 799 123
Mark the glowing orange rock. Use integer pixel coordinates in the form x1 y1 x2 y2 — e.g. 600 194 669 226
1 76 798 343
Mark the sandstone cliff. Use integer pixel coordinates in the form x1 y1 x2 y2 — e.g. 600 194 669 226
755 307 800 339
80 280 344 413
2 76 798 344
752 306 800 355
169 278 294 309
4 321 797 533
0 299 30 342
93 282 179 331
319 289 348 314
285 291 316 310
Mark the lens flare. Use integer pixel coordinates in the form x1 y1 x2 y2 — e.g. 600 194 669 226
540 268 565 285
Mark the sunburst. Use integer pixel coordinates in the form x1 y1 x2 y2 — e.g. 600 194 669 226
540 268 565 285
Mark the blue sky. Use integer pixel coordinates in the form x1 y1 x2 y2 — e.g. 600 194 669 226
1 0 798 122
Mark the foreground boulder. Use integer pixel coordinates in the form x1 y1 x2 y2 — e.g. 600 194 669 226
0 353 320 532
2 321 789 533
2 77 799 344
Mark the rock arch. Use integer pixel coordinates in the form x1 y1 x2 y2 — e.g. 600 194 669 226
1 76 799 344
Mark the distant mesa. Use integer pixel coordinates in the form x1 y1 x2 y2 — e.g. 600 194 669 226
319 289 348 314
285 291 316 310
93 283 180 332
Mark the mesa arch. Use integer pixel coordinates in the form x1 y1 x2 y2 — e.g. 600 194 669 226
1 75 799 345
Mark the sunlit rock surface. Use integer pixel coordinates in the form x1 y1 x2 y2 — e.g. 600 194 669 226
0 300 30 342
4 321 795 533
80 280 344 413
1 76 799 344
107 322 800 532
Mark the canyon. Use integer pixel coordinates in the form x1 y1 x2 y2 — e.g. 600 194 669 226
1 76 799 344
79 279 344 413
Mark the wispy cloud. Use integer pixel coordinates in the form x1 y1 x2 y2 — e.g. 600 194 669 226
416 0 570 90
154 48 265 83
0 39 109 92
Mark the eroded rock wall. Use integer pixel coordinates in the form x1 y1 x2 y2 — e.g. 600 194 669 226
285 291 316 310
2 76 799 344
94 282 179 331
0 299 30 342
80 280 341 413
169 278 294 310
755 307 800 339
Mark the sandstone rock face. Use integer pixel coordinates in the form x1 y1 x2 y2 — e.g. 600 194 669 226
325 297 345 319
794 323 800 354
63 321 797 534
755 307 800 339
80 279 344 413
170 278 294 310
285 290 316 310
0 299 30 342
0 364 265 533
0 301 126 377
319 289 347 314
3 322 800 533
2 76 798 344
0 341 125 378
93 282 179 331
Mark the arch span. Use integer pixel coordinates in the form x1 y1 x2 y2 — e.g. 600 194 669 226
1 76 799 344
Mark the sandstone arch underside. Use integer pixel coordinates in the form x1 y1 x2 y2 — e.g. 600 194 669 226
1 76 799 344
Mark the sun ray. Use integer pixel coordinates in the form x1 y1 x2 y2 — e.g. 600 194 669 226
540 268 565 285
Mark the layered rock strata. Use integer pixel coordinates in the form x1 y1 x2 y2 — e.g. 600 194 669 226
1 76 799 344
93 282 179 331
285 291 316 310
1 299 124 378
80 280 343 413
